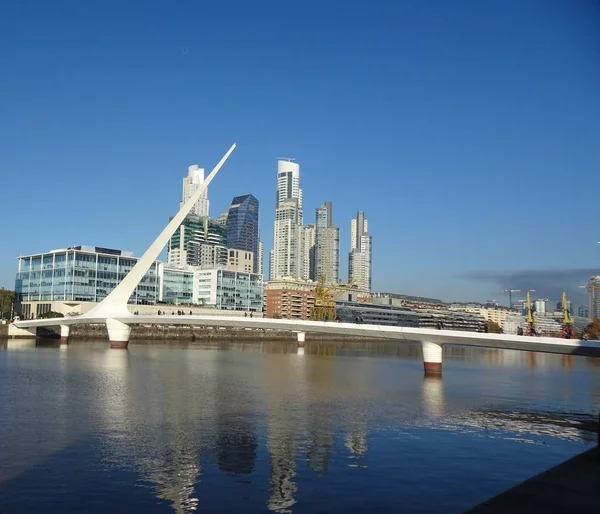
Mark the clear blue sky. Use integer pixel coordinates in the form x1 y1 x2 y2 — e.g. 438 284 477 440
1 0 599 305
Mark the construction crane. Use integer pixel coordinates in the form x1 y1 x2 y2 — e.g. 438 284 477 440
310 274 355 322
500 289 521 309
559 291 575 339
524 290 537 336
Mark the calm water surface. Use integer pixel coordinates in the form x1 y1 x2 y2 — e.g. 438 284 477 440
1 340 599 513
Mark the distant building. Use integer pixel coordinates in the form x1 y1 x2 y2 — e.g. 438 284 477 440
578 305 589 319
225 194 260 273
265 277 316 319
503 315 525 335
167 214 227 268
268 249 274 280
348 211 372 291
556 299 572 313
160 265 195 305
503 311 589 336
15 247 263 317
416 308 486 332
226 249 254 274
194 268 263 311
257 240 264 279
273 198 303 279
513 299 527 312
371 293 444 309
315 201 340 284
587 276 600 320
215 211 228 228
272 159 303 280
301 224 316 280
181 164 210 217
370 296 485 332
534 299 547 314
15 246 161 318
449 304 517 329
335 301 418 327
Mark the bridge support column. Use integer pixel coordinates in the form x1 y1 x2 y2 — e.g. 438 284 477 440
106 319 131 349
60 325 70 344
422 341 442 375
296 331 306 347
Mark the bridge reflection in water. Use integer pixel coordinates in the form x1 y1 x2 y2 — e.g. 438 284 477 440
1 341 599 513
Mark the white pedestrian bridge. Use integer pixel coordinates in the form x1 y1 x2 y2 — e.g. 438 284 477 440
13 142 600 374
13 313 600 374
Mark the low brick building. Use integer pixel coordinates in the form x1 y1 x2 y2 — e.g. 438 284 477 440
265 277 316 320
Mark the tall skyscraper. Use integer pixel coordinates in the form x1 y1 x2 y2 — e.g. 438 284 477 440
225 194 260 273
302 224 316 280
348 211 372 291
272 159 303 279
275 159 303 221
215 211 228 228
258 240 264 279
314 201 340 284
181 165 210 217
587 276 600 320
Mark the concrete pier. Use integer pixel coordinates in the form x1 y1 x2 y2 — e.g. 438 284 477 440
60 325 70 344
106 319 131 349
421 341 442 375
296 331 306 347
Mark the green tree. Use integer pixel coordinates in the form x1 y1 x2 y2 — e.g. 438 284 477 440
37 311 64 319
486 320 503 333
0 288 15 319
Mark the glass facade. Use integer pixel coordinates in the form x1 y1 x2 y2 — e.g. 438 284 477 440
168 214 227 268
196 269 263 312
226 194 259 273
161 267 194 305
15 247 160 304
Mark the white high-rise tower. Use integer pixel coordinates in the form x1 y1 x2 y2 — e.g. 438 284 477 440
181 164 210 217
272 159 304 279
348 211 372 291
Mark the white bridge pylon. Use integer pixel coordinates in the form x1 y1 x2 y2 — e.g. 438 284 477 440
89 142 237 319
84 142 237 345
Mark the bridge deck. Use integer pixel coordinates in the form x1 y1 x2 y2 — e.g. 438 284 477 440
13 315 600 357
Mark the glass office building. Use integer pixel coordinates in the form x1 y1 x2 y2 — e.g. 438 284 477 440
15 246 160 304
226 194 259 273
160 266 195 305
196 269 263 311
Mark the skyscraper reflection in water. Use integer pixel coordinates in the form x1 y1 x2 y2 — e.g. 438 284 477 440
264 351 308 512
215 352 258 476
305 355 336 476
96 349 224 513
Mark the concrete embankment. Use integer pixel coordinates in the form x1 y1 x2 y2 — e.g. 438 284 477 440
467 446 600 513
36 324 397 342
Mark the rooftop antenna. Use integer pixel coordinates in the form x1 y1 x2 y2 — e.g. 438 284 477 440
276 157 296 162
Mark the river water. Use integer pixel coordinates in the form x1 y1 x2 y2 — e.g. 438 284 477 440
1 340 599 513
